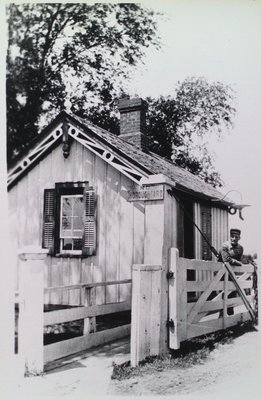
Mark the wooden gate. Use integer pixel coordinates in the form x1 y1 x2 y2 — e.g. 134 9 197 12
168 248 256 349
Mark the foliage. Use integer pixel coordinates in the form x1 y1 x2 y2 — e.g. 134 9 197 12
77 78 236 188
146 77 236 187
6 2 159 164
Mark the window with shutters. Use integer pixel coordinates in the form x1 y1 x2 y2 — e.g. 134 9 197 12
42 182 96 256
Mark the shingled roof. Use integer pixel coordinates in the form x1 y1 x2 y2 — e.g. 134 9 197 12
8 111 232 206
70 113 231 205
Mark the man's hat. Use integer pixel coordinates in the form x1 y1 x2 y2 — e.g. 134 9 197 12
230 228 241 235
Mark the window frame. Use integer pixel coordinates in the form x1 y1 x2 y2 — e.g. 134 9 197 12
59 193 84 255
42 181 97 257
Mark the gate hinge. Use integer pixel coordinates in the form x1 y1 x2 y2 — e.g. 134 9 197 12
166 271 174 280
166 319 175 329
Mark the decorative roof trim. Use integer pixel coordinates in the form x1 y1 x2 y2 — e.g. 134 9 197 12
68 123 146 184
7 123 63 187
7 117 149 189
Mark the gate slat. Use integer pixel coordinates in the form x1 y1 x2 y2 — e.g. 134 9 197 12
187 268 226 324
186 280 252 292
186 295 254 314
187 311 251 340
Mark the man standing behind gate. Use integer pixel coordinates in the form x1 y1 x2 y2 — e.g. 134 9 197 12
218 228 244 266
218 228 244 315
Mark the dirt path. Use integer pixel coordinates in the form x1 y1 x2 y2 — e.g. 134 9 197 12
109 329 261 397
6 329 261 399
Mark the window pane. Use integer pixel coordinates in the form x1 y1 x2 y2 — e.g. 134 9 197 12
62 216 71 230
62 239 73 250
73 197 84 217
60 194 84 251
62 198 72 216
73 239 83 250
73 216 83 230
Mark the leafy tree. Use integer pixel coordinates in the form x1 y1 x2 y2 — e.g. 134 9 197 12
83 77 236 188
6 2 159 164
146 77 236 187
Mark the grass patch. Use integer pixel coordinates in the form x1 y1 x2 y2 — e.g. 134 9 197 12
111 322 255 381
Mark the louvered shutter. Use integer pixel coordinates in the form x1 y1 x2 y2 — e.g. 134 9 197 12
42 189 56 251
201 205 212 260
82 187 97 255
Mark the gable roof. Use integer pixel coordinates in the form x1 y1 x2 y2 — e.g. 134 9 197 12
7 111 232 206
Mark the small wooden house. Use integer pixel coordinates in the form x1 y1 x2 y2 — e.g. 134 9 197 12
8 97 233 308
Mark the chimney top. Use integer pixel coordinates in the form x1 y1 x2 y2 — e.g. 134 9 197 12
118 97 147 113
118 97 149 152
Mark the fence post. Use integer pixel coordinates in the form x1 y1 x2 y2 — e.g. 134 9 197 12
131 264 163 367
83 287 96 335
18 248 48 376
168 248 179 349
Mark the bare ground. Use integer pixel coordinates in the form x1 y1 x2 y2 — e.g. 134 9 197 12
109 327 261 398
6 326 261 399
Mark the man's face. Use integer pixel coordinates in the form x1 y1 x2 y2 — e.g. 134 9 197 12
230 233 240 246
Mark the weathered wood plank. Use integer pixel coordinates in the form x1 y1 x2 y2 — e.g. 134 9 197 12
186 295 254 314
105 165 120 303
50 258 61 305
44 324 131 363
44 300 131 325
194 203 201 260
171 250 187 347
16 174 28 249
118 174 133 302
45 279 132 292
149 268 162 355
69 258 81 305
83 287 96 335
73 140 84 181
144 200 164 264
26 163 41 246
133 201 145 265
131 264 162 366
82 144 94 183
187 311 252 340
186 279 252 292
223 270 228 328
61 258 70 305
51 143 65 183
233 265 254 273
94 155 106 305
180 258 223 271
187 267 226 324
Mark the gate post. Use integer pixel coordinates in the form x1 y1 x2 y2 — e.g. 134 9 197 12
131 264 163 367
18 248 48 376
168 248 187 350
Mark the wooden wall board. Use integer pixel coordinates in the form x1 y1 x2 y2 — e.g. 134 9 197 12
118 174 134 302
105 164 120 303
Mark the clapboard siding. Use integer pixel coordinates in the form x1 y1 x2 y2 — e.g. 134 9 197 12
9 140 144 306
119 174 134 302
194 203 201 259
212 207 229 257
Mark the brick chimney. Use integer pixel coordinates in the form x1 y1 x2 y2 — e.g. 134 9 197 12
118 97 149 152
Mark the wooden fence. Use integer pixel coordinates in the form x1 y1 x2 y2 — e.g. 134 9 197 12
17 250 131 374
168 248 256 349
44 280 131 364
18 249 257 373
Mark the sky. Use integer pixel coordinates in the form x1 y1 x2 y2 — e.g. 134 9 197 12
124 0 261 255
